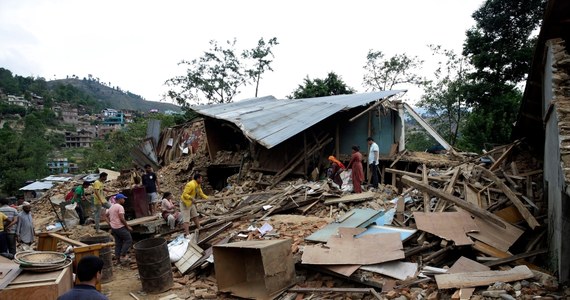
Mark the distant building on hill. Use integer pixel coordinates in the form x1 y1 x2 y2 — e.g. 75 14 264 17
6 95 31 108
47 158 79 174
65 129 94 148
61 107 79 124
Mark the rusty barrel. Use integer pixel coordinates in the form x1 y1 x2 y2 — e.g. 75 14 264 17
133 237 173 294
80 234 113 283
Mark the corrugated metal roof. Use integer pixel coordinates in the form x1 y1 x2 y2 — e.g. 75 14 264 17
19 181 54 191
192 91 405 149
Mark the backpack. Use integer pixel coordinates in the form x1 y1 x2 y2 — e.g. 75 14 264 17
64 186 77 202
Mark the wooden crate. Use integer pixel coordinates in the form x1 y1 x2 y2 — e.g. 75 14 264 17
0 265 73 300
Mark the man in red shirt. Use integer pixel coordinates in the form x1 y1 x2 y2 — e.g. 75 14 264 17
106 194 132 265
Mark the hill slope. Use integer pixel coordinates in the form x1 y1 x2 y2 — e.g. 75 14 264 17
49 78 181 112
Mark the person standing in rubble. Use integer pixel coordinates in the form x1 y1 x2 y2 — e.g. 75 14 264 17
16 202 34 251
93 172 111 233
367 137 380 189
161 192 182 230
181 173 208 237
0 198 18 255
327 155 346 187
72 182 91 225
347 145 364 193
106 194 132 265
142 164 160 216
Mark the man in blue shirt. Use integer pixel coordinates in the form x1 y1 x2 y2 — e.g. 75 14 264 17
58 256 108 300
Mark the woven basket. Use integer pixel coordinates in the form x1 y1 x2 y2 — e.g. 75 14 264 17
15 251 67 266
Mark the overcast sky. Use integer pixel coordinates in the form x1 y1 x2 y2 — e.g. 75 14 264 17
0 0 484 105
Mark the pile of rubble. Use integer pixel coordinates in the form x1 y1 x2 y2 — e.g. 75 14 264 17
25 139 570 300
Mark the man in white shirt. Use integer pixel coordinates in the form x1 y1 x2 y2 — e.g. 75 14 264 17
367 137 380 189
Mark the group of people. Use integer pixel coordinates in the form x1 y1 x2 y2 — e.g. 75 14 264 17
327 137 380 193
0 198 35 257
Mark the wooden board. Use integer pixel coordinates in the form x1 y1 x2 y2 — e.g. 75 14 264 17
448 256 490 274
0 265 73 300
100 215 159 229
323 191 376 205
435 265 534 289
413 211 478 246
302 228 404 265
323 265 360 277
494 205 524 224
462 208 524 252
360 261 418 280
175 242 204 274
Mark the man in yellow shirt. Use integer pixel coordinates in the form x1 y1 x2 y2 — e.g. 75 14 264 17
180 173 208 237
93 172 111 233
0 211 9 254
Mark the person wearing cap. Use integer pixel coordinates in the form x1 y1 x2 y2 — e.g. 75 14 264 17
106 194 132 265
180 173 208 237
16 201 34 251
93 172 111 233
58 255 108 300
367 137 380 189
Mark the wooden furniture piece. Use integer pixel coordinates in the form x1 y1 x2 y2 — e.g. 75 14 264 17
0 264 73 300
37 232 114 291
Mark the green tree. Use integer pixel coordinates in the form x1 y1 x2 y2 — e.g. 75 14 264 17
243 37 279 97
289 72 355 99
166 39 246 106
362 50 427 91
418 46 471 146
460 0 545 150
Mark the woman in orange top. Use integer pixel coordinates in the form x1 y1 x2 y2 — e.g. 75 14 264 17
328 155 345 187
347 145 364 193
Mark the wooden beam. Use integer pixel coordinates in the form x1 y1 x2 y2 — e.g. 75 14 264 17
349 98 389 122
401 176 507 229
435 265 534 289
385 168 449 182
483 249 547 267
474 166 540 229
422 164 430 212
489 143 516 171
403 103 452 151
289 287 376 293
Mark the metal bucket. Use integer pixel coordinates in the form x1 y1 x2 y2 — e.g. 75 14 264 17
80 234 113 283
133 237 173 294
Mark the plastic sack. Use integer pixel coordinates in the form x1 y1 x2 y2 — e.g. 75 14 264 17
64 203 80 229
340 169 353 192
168 234 189 263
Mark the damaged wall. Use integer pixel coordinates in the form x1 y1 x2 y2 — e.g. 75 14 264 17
544 39 570 281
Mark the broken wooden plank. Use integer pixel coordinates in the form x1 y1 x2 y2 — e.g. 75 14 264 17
434 265 534 289
323 191 375 205
413 211 478 246
302 229 404 265
401 175 507 229
389 150 408 168
474 166 539 229
489 143 516 171
483 248 547 267
360 261 418 281
385 168 450 182
422 165 430 212
289 287 376 293
448 256 490 274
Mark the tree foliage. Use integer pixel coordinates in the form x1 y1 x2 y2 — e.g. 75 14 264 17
418 46 471 146
362 50 427 91
458 0 545 150
166 37 279 106
243 37 279 97
289 72 355 99
463 0 545 85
